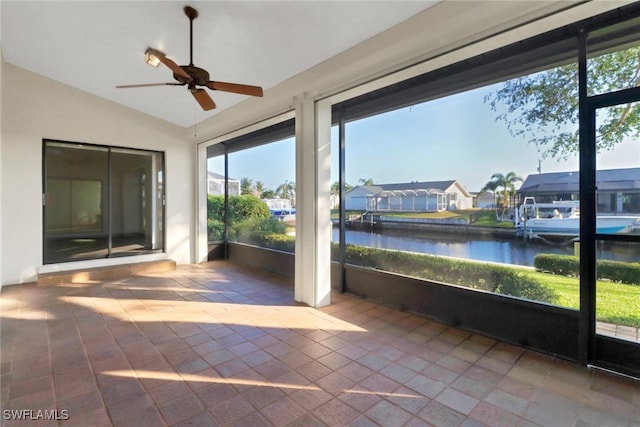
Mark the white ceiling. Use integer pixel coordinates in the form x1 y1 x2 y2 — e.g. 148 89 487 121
1 1 437 128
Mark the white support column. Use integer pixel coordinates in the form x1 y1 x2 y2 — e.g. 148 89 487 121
196 142 209 263
294 94 331 307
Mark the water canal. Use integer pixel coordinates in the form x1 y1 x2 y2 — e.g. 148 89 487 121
332 228 640 266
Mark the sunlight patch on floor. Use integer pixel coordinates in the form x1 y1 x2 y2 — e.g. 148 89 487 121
65 296 367 332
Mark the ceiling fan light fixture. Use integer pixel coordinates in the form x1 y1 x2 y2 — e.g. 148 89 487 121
144 47 163 67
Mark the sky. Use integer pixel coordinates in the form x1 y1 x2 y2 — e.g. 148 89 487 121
208 83 639 193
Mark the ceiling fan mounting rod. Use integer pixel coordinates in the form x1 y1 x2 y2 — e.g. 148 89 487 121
184 6 198 66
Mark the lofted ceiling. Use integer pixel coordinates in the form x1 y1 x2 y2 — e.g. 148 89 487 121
1 1 437 128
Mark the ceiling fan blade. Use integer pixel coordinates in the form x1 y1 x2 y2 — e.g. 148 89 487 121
157 54 192 81
146 47 191 81
206 81 263 97
116 83 185 88
191 89 216 111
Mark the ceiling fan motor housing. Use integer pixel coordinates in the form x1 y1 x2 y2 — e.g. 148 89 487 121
175 65 210 86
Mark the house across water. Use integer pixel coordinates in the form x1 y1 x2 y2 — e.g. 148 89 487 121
207 171 240 196
344 180 473 212
518 167 640 214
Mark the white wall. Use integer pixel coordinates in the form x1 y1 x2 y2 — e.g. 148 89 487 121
1 63 193 286
0 47 3 286
344 187 373 211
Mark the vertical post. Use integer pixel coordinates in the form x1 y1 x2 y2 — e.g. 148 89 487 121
224 150 229 259
196 143 208 262
107 149 113 257
150 153 158 249
295 94 331 307
338 112 347 293
578 28 596 366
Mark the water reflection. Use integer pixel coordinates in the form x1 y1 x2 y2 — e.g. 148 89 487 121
333 228 639 266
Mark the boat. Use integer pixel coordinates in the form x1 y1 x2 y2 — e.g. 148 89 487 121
515 197 640 240
263 198 296 221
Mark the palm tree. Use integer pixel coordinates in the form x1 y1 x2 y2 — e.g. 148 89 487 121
276 180 295 201
480 172 523 220
331 181 353 196
254 181 265 198
479 180 499 218
359 178 374 186
240 177 254 195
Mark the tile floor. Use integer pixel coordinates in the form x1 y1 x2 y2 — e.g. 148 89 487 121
1 260 639 427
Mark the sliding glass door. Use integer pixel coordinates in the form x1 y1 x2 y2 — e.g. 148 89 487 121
584 88 640 376
43 141 165 264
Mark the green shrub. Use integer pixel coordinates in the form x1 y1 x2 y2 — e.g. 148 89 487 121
207 218 225 241
207 194 271 241
208 194 270 222
534 253 640 285
344 245 557 303
234 217 288 244
596 259 640 285
492 270 558 301
228 195 271 223
533 254 580 277
261 233 295 252
207 195 225 221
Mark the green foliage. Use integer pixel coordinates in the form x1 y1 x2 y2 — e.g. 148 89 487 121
480 172 522 219
234 217 287 243
596 259 640 285
262 189 276 199
331 181 353 196
228 195 271 222
468 210 514 227
533 254 640 285
240 177 254 195
276 180 295 200
207 194 225 220
261 233 295 252
485 47 640 160
343 245 557 303
533 254 580 277
207 195 225 241
207 194 271 241
207 218 225 241
525 270 640 327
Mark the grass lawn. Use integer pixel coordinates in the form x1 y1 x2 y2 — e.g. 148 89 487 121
523 270 640 328
359 209 516 228
326 210 636 326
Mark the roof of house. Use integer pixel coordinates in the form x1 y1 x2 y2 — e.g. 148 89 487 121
519 168 640 193
208 171 240 182
377 180 457 192
347 180 471 197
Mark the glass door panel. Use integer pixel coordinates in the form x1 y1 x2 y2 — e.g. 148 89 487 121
110 149 164 256
590 93 640 376
207 154 226 242
44 143 109 263
595 100 640 341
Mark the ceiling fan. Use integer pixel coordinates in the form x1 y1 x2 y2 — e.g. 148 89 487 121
116 5 263 111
